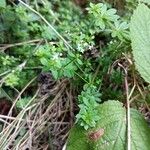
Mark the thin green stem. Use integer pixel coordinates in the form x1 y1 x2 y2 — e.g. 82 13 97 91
18 0 74 51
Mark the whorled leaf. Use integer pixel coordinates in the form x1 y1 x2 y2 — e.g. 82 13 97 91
130 4 150 83
66 101 150 150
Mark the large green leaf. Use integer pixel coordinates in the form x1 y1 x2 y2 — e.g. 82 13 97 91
0 0 6 8
66 101 150 150
130 4 150 83
140 0 150 5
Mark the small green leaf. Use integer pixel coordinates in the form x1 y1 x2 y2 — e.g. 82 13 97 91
51 70 59 79
16 97 31 109
40 57 48 66
5 72 20 87
76 58 83 65
68 51 75 57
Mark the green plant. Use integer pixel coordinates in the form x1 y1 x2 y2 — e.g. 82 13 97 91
0 0 150 149
87 3 119 30
87 2 129 40
5 71 20 87
16 97 31 109
35 44 78 79
0 0 130 129
67 101 150 150
76 84 101 130
66 1 150 149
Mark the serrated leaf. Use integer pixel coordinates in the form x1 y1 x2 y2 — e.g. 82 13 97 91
130 4 150 83
66 101 150 150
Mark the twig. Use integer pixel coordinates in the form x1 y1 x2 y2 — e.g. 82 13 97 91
6 76 37 120
92 63 101 84
118 63 131 150
0 70 11 77
0 39 43 51
0 114 34 122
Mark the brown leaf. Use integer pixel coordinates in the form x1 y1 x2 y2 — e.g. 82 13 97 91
88 128 104 141
0 98 12 115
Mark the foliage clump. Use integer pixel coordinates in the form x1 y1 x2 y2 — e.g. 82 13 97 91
0 0 150 149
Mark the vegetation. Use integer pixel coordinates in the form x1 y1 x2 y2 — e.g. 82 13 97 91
0 0 150 149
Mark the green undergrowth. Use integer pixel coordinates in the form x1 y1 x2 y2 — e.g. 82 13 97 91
0 0 150 149
67 101 150 150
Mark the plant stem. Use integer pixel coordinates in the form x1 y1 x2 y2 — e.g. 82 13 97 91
118 63 130 150
18 0 74 51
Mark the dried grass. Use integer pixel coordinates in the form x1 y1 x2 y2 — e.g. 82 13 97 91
0 79 76 150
